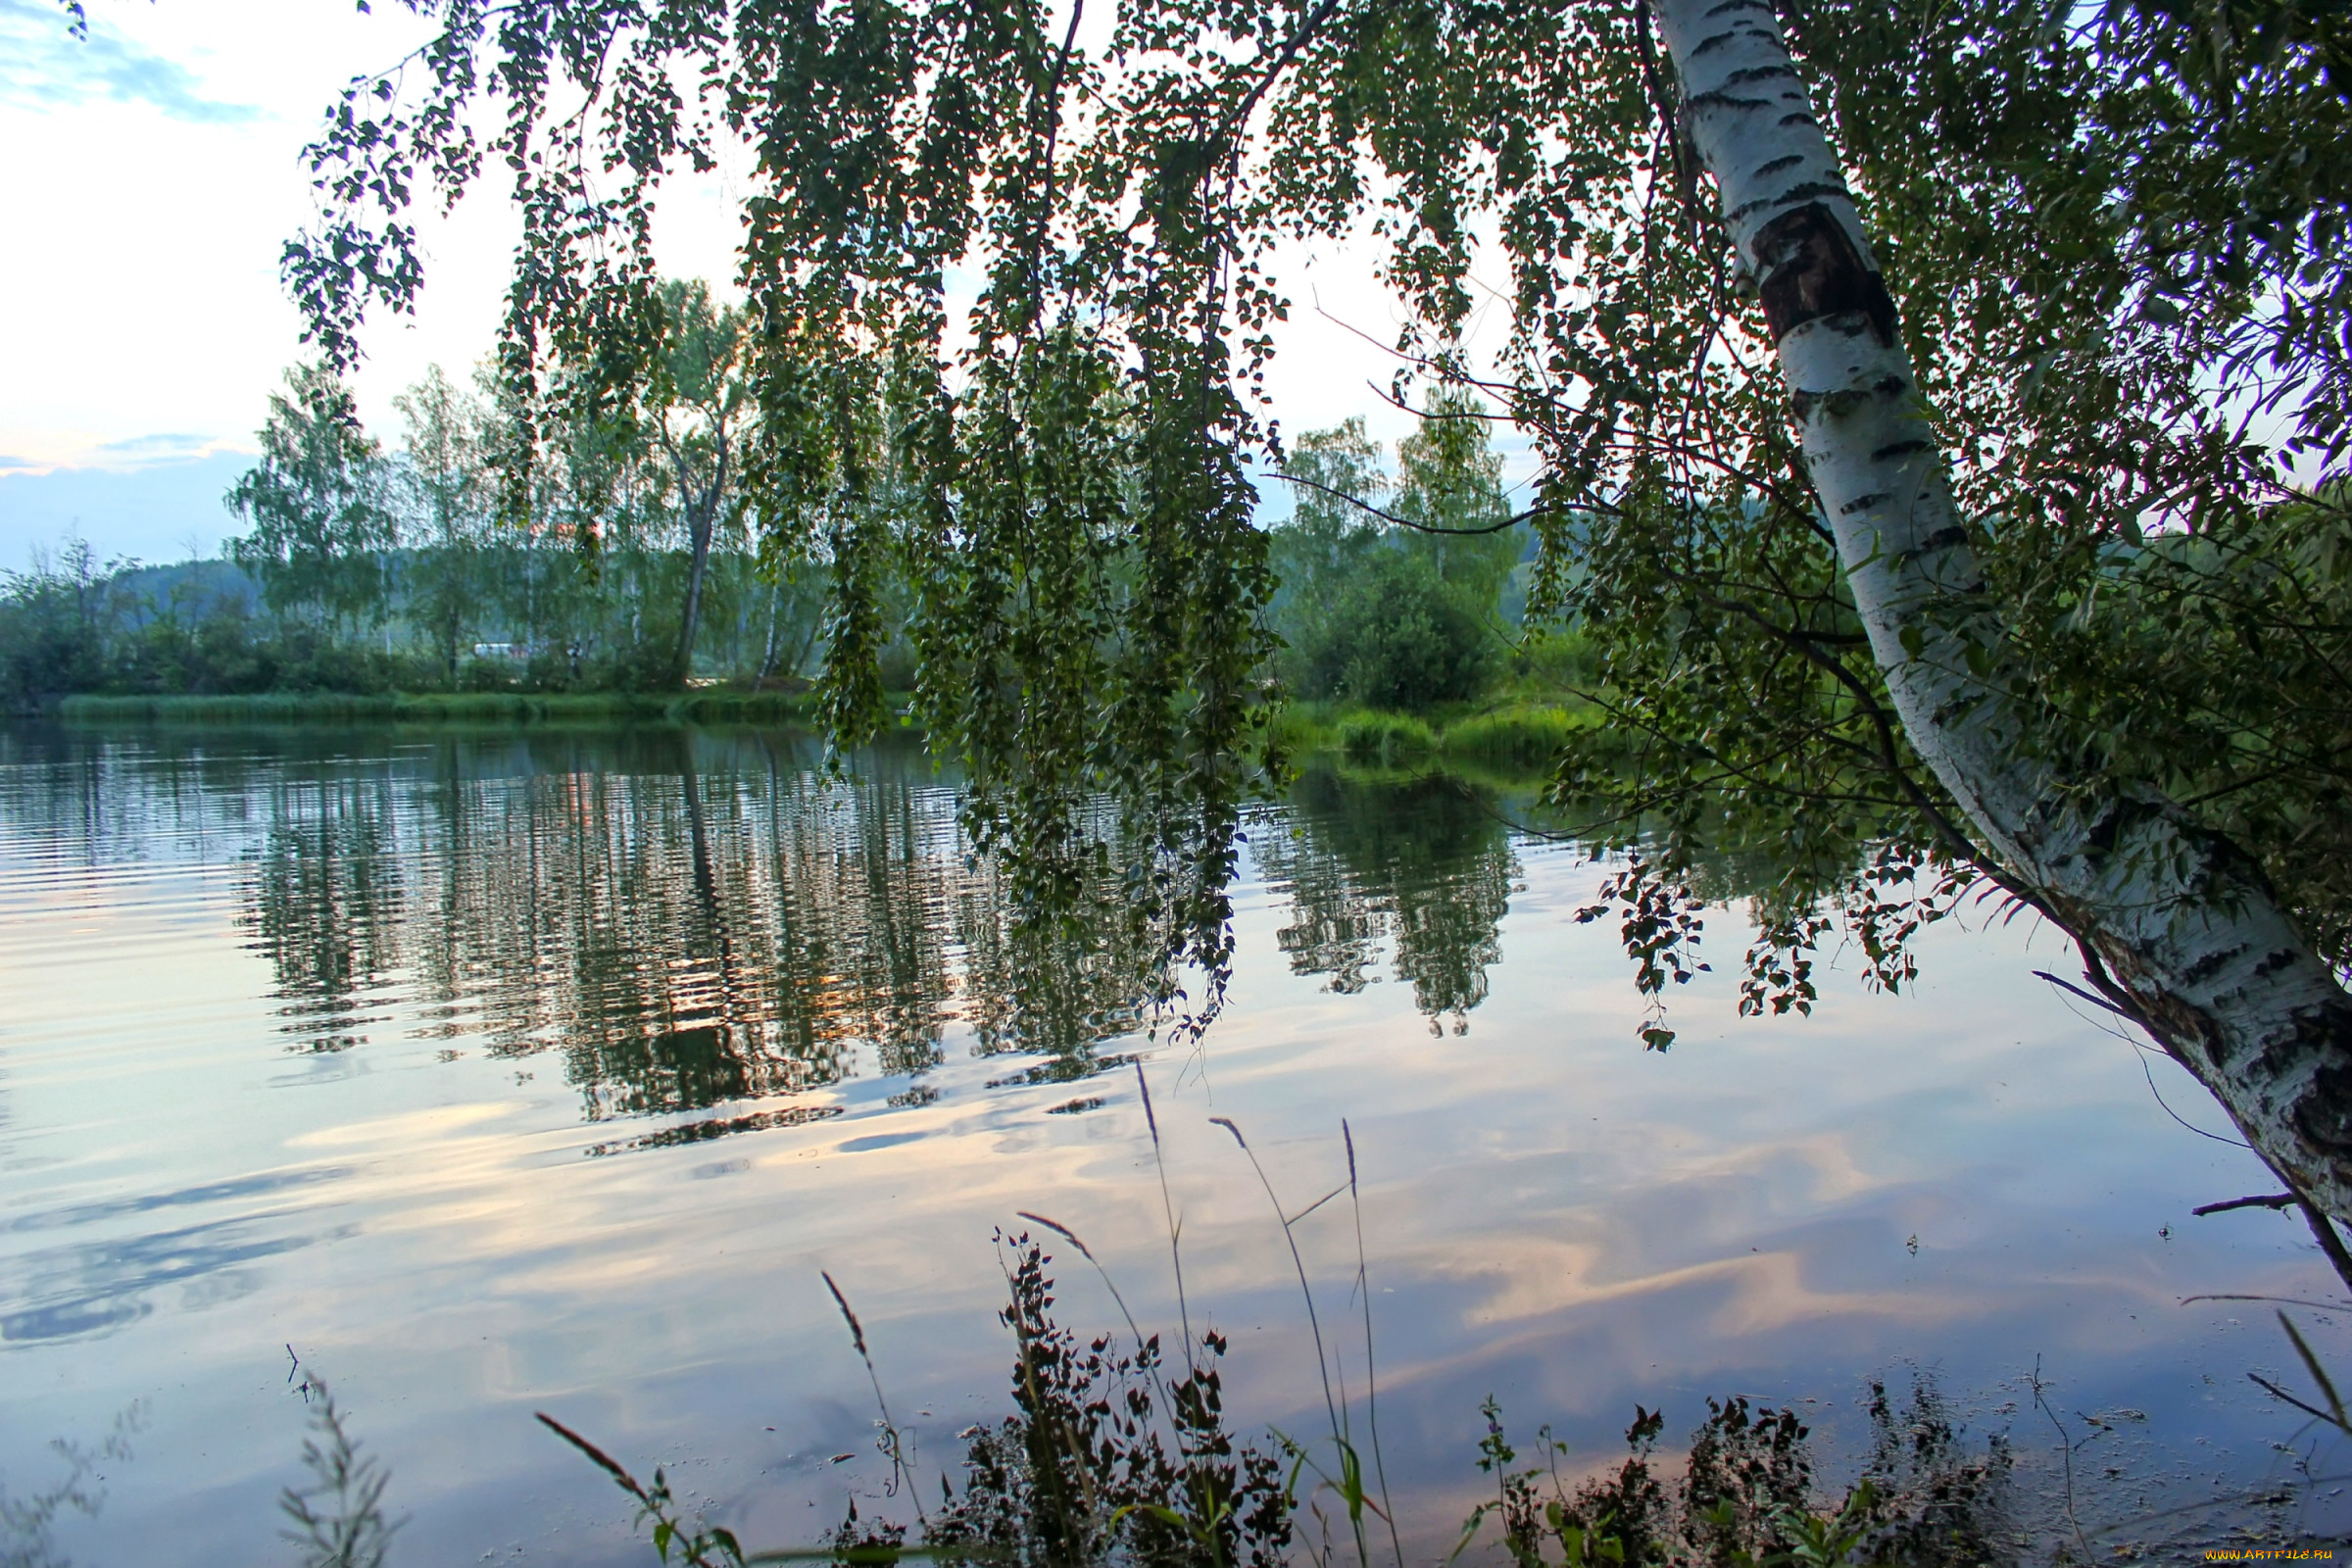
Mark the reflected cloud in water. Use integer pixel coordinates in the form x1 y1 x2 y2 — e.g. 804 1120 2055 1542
5 1208 348 1344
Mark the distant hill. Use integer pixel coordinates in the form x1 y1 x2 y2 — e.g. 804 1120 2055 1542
112 559 262 615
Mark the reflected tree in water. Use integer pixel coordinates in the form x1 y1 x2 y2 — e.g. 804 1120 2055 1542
242 768 408 1054
272 732 1093 1117
0 731 1194 1125
1253 761 1520 1034
0 731 1546 1122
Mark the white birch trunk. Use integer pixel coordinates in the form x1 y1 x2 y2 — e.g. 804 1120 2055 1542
1652 0 2352 1219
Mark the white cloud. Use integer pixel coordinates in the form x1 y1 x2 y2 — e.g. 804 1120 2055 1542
0 0 1522 560
0 0 258 122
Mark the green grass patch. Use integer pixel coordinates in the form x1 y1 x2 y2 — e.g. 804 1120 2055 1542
1335 710 1438 765
1287 699 1596 780
1436 704 1593 770
1265 702 1340 758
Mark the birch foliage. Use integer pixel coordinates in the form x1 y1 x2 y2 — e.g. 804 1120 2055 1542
272 0 2349 1039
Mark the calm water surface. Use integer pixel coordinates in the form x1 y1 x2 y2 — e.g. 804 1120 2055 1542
0 724 2342 1562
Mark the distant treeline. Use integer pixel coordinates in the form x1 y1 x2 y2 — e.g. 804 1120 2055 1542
0 539 832 710
3 293 1561 719
0 292 848 711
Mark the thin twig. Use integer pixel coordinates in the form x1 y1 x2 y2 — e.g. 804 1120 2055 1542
1272 469 1588 537
2031 1356 2093 1564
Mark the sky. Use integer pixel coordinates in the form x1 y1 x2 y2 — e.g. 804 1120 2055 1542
0 0 1530 570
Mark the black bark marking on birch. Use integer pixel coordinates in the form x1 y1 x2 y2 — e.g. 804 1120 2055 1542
2181 943 2250 987
1777 112 1819 127
1838 492 1891 514
1906 524 1968 556
2082 798 2126 856
1726 178 1851 225
1872 439 1930 461
1751 201 1898 346
1725 65 1800 86
1687 88 1774 110
1703 0 1777 16
1755 154 1802 176
1790 379 1901 419
2291 1045 2352 1178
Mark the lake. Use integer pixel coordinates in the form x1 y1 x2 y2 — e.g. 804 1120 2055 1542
0 722 2341 1563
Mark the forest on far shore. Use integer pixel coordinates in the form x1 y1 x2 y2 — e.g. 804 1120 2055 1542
1 292 1568 731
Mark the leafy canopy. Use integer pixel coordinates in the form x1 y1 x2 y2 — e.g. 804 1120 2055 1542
279 0 2351 1029
228 365 397 635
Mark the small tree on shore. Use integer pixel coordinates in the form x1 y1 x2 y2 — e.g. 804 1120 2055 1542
228 366 394 641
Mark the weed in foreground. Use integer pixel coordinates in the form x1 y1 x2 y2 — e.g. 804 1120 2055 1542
0 1405 142 1568
282 1362 400 1568
538 1237 1292 1568
924 1235 1295 1568
1455 1375 2011 1568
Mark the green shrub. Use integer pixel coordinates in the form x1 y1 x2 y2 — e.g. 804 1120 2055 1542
458 657 517 692
1294 549 1496 710
1506 626 1594 692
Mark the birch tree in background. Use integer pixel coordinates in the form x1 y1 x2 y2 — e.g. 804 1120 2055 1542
395 365 493 680
227 366 395 640
645 280 751 686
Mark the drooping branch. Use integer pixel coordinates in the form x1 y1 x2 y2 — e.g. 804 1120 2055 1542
1271 470 1597 535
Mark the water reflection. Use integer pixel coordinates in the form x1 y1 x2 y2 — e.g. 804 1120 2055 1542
1255 762 1521 1032
0 722 2342 1564
2 1174 357 1345
4 1211 340 1344
0 730 1537 1137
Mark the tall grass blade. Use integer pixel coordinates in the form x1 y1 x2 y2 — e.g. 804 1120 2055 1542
536 1412 653 1503
823 1271 924 1520
1213 1114 1366 1568
1345 1120 1404 1568
1137 1060 1199 1379
2273 1310 2351 1432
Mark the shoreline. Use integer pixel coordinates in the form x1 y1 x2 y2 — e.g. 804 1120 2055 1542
43 690 831 727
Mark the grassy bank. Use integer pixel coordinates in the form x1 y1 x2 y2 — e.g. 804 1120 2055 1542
55 690 1590 773
56 689 827 727
1275 699 1601 775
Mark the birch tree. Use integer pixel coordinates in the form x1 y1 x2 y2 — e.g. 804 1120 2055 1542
275 0 2352 1205
1647 0 2352 1216
228 365 396 639
643 279 751 685
394 364 493 679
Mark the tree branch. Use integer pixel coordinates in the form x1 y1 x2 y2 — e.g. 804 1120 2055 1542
1271 470 1596 535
